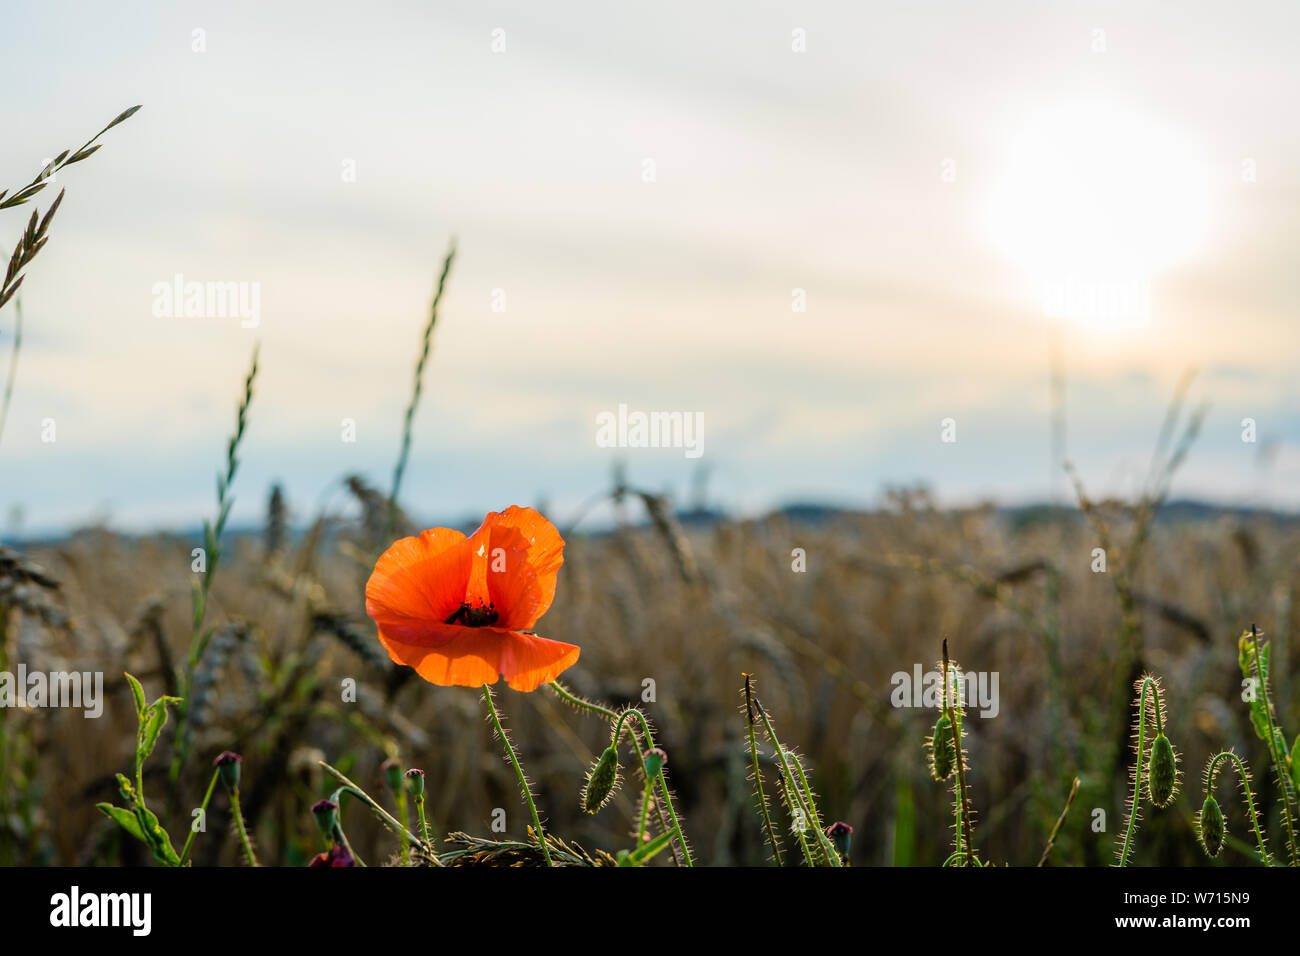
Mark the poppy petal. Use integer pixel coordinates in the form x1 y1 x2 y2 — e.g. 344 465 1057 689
375 626 579 692
365 528 473 645
468 506 565 630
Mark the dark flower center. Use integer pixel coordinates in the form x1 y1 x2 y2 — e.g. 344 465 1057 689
445 602 499 627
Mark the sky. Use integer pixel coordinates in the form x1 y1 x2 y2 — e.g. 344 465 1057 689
1 1 1298 536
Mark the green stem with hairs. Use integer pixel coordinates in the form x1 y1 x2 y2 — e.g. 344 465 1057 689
228 789 258 867
1118 676 1159 867
753 695 840 867
1248 628 1299 865
744 674 784 866
546 680 689 866
943 645 976 866
415 794 436 851
636 777 654 849
482 684 552 866
1206 751 1272 866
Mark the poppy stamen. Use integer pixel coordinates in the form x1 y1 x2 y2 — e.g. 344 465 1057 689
445 602 499 627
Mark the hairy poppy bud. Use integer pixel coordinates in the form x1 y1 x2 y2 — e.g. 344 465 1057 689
1198 795 1225 858
826 821 853 862
381 757 403 791
214 751 242 791
643 747 667 778
404 768 425 796
583 745 620 814
1147 734 1178 807
312 798 339 841
929 714 955 781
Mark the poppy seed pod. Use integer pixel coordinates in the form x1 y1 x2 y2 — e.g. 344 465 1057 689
643 747 667 779
1198 795 1225 858
381 757 403 792
826 821 853 862
583 745 620 814
1147 734 1178 807
404 768 425 796
213 751 242 791
929 714 955 781
312 799 339 841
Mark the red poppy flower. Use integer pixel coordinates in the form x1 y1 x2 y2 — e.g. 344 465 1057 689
365 506 578 692
309 843 356 867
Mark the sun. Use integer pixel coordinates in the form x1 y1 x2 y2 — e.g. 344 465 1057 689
982 101 1212 330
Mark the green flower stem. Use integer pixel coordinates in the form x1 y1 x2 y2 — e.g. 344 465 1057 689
753 697 840 867
333 821 366 867
228 788 259 867
415 794 436 851
482 684 552 867
319 763 429 851
546 680 691 866
637 777 655 849
744 674 784 866
1207 751 1272 866
1248 629 1299 865
395 788 410 866
623 707 694 867
178 768 220 865
1118 676 1157 867
944 652 976 867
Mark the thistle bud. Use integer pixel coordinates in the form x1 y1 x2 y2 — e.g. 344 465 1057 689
1198 795 1225 858
1147 734 1178 807
381 757 403 792
312 798 339 841
826 821 853 862
404 768 425 796
213 751 242 791
583 745 620 814
929 714 955 781
643 747 667 779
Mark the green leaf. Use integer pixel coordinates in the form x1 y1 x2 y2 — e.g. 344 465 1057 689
125 672 146 718
627 832 674 864
139 702 169 763
115 773 136 803
97 803 146 843
1289 735 1299 793
134 804 181 866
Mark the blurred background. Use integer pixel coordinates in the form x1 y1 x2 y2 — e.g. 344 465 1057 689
1 1 1298 867
1 1 1298 534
